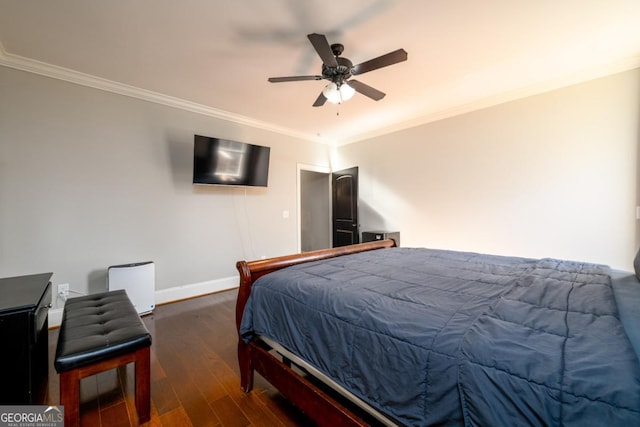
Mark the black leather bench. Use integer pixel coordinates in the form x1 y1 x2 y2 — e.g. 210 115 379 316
54 290 151 427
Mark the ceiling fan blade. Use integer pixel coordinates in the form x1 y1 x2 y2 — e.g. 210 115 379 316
352 49 408 75
268 75 323 83
307 33 338 68
312 92 327 107
348 80 386 101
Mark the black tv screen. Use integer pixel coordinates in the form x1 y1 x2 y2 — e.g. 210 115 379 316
193 135 270 187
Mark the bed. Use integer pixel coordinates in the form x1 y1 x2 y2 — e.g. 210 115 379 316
235 240 640 426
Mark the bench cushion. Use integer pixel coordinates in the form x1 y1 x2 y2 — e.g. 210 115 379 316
54 290 151 373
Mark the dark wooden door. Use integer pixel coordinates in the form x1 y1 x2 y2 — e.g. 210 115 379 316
332 167 359 247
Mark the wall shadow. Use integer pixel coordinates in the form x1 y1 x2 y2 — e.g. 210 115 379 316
87 269 109 295
359 200 389 236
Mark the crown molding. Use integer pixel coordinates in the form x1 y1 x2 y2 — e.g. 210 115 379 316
0 48 327 145
2 44 638 148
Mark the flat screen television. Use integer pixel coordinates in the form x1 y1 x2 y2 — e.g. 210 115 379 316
193 135 270 187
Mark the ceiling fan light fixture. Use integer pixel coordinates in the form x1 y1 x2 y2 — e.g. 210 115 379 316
322 82 341 104
340 82 355 101
323 82 355 104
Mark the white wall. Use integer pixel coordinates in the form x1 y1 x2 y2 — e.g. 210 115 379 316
2 64 639 313
337 69 640 270
0 66 331 309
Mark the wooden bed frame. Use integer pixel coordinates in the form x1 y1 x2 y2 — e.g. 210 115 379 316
235 239 397 427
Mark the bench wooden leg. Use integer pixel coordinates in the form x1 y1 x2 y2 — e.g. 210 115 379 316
60 369 81 427
59 346 151 426
135 346 151 423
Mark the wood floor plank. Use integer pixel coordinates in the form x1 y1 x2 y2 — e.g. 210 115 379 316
151 377 181 416
209 395 250 427
147 403 163 427
189 355 228 404
158 406 194 427
254 388 316 427
177 390 220 427
100 401 131 427
233 392 290 427
79 376 102 426
96 368 125 409
149 348 166 382
203 350 294 427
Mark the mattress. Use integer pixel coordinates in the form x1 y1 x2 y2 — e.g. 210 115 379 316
240 247 640 426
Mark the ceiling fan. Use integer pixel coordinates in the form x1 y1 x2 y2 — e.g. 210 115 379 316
268 33 408 107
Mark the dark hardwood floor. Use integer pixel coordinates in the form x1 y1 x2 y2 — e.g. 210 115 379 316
45 290 315 426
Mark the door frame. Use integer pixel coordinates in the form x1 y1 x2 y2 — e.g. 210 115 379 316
297 163 332 253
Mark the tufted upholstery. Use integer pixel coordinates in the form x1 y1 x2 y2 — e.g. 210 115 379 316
54 289 151 427
54 290 151 372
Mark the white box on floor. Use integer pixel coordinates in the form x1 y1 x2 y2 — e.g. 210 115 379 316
107 261 155 315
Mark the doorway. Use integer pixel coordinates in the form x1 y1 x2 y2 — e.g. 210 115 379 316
297 165 360 252
298 165 331 252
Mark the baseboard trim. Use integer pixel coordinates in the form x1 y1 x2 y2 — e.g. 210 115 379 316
48 276 238 328
154 276 238 305
49 308 64 328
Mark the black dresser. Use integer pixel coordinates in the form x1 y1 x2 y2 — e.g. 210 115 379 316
0 273 52 404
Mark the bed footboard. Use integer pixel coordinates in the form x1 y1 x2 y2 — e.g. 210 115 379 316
234 239 397 424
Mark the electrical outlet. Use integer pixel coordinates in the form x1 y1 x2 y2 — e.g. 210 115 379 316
58 283 70 299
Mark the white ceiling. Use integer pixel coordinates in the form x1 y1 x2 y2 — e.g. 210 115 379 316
1 0 640 145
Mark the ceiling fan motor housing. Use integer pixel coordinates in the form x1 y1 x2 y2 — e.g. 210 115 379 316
322 56 354 83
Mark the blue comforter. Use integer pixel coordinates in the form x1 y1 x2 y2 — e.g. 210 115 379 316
239 248 640 426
